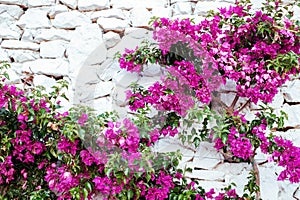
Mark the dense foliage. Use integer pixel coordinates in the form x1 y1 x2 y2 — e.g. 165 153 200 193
0 0 299 199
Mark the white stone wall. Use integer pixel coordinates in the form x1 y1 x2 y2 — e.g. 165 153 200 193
0 0 300 199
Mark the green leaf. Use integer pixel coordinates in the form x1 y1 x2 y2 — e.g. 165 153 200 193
127 190 134 199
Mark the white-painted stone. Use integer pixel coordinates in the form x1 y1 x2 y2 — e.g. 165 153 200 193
60 0 77 9
143 63 162 77
259 165 280 200
111 0 166 10
5 49 39 63
110 0 136 10
281 104 300 127
97 17 129 32
191 142 223 170
22 58 69 77
4 68 20 84
27 0 55 7
113 70 139 88
0 0 27 7
40 40 67 58
1 40 39 51
173 2 193 15
151 7 172 18
273 129 300 147
21 29 37 42
48 4 69 19
93 81 114 98
34 28 73 42
17 8 51 28
0 4 24 19
98 60 120 81
103 32 121 48
282 79 300 102
107 35 143 58
195 1 232 16
124 28 151 39
66 24 106 76
78 0 109 11
153 137 195 163
33 75 57 93
0 23 22 40
215 162 252 175
0 47 8 61
225 169 250 196
52 11 90 29
90 9 125 21
112 86 127 107
130 7 152 27
269 90 284 109
84 96 113 114
136 77 157 88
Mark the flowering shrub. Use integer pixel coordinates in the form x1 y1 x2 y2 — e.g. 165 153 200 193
0 0 300 200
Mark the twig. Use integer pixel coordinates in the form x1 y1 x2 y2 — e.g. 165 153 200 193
252 160 261 200
238 99 251 113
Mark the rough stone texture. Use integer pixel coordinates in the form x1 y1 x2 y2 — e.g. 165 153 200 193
33 74 57 93
27 0 55 7
130 7 152 27
78 0 109 11
66 24 105 76
173 2 193 15
103 32 121 48
1 40 39 51
0 4 24 19
17 8 51 29
5 49 39 63
52 11 91 29
34 28 73 42
0 12 23 39
282 104 300 127
40 40 68 58
60 0 77 9
151 7 172 18
89 9 125 20
0 0 27 7
22 58 69 77
282 79 300 102
97 17 129 31
48 4 69 19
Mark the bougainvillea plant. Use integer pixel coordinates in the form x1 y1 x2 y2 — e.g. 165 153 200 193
0 0 299 200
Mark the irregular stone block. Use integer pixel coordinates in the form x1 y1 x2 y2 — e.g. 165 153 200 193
22 58 69 77
5 49 39 63
34 28 73 42
283 79 300 102
112 70 139 88
173 2 193 15
0 0 28 7
103 32 121 48
60 0 77 9
27 0 55 7
195 1 232 16
0 4 24 19
40 40 68 58
191 142 223 170
281 104 300 127
17 8 51 28
78 0 109 11
1 40 39 51
33 75 57 93
97 17 129 32
48 4 69 19
89 9 126 21
130 7 152 27
52 11 91 29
